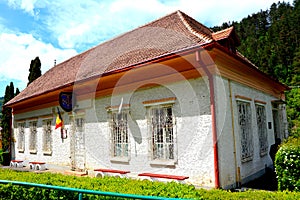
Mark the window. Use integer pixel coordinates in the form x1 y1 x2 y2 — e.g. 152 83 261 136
75 118 84 132
149 105 174 160
42 119 52 154
237 101 253 162
29 121 37 153
109 111 129 158
17 122 25 152
255 104 268 156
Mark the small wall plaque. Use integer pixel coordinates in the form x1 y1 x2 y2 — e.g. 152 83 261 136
59 92 75 112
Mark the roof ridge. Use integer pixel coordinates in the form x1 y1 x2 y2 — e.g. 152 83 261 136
177 10 213 43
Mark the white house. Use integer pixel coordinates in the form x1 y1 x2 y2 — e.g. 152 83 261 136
5 11 289 189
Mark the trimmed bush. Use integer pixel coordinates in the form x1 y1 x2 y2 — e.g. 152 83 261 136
0 169 299 199
275 137 300 191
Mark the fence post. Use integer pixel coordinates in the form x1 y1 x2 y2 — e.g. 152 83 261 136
78 192 83 200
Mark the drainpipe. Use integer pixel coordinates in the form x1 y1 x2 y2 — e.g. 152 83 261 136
195 50 220 188
228 80 240 188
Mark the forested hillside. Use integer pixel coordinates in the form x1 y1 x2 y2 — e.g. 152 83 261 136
212 0 300 136
0 97 3 118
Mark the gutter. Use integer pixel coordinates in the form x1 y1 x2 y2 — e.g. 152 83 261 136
195 50 220 188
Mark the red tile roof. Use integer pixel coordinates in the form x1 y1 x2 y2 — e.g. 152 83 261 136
6 10 235 106
212 27 234 41
212 26 240 46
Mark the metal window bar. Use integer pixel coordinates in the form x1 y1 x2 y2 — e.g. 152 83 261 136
255 105 268 155
111 111 128 157
76 118 84 132
29 121 37 151
0 180 186 200
151 106 174 160
237 101 253 162
43 120 52 152
17 123 25 151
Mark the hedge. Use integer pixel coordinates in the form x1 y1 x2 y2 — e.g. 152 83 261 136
275 137 300 191
0 169 299 199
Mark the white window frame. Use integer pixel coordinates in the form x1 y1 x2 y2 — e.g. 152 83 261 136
29 120 38 154
236 99 253 162
255 103 268 156
107 105 130 162
144 98 177 166
42 119 53 155
17 122 25 153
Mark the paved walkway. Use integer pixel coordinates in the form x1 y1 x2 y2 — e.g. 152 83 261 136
3 163 90 177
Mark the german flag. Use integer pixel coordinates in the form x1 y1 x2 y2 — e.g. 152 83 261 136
55 107 63 129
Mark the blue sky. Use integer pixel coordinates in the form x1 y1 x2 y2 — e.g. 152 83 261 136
0 0 294 97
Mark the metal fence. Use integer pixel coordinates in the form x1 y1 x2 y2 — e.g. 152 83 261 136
0 180 187 200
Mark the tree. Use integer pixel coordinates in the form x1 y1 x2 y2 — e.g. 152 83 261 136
28 56 42 85
1 82 17 152
15 88 20 96
211 0 300 138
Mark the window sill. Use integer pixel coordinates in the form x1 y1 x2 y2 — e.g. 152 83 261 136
29 150 37 154
43 151 52 156
241 157 253 163
260 151 268 157
110 157 130 164
150 159 176 167
18 149 24 153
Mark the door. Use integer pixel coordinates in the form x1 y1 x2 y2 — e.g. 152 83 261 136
70 117 85 171
272 109 281 140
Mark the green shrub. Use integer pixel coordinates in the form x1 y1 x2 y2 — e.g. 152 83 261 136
0 169 299 199
275 137 300 191
0 149 3 164
0 150 9 165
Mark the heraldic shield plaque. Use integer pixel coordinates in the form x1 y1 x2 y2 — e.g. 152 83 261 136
59 92 75 112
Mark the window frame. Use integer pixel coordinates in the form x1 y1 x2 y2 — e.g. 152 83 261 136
236 99 254 163
255 103 268 156
144 97 177 166
17 122 26 153
42 118 53 155
107 105 130 163
29 120 38 154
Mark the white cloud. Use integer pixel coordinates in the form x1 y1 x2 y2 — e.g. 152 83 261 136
0 32 77 92
40 0 294 49
0 0 294 95
4 0 294 50
7 0 38 15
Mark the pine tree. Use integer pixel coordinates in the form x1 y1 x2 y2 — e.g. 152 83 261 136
1 82 15 152
15 88 20 96
28 56 42 85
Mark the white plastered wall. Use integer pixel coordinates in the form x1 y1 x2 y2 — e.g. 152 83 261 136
13 107 71 166
85 77 215 187
214 75 285 188
12 77 216 187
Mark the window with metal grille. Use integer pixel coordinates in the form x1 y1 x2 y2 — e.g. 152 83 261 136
109 111 128 157
42 119 52 153
255 104 268 156
149 106 174 160
17 122 25 152
29 121 37 153
75 118 84 131
237 101 253 162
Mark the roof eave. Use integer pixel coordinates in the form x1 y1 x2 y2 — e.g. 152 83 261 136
5 42 213 108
